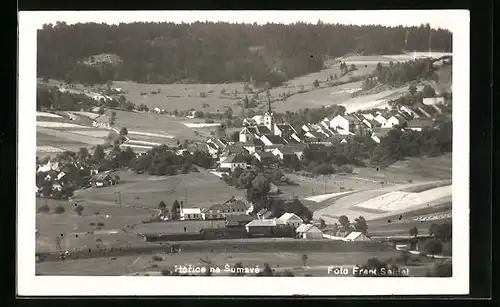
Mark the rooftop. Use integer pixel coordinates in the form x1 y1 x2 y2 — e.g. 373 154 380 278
246 219 277 227
262 134 287 145
296 224 321 233
222 154 248 164
225 214 255 222
254 151 275 159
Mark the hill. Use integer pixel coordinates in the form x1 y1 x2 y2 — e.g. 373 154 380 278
37 22 452 86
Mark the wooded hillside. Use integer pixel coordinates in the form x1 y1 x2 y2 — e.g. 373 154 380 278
38 22 452 86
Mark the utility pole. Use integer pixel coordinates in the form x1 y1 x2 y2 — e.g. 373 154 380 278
184 187 187 206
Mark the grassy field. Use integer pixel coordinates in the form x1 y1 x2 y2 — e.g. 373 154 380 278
73 169 246 209
112 81 245 114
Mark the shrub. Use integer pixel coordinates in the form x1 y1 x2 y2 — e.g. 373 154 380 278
74 204 84 216
424 239 443 255
37 204 50 213
89 222 96 226
53 205 65 214
338 165 353 174
97 222 104 227
152 255 163 261
151 264 158 268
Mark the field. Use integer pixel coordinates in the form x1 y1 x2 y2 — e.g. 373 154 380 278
112 80 245 114
72 169 246 209
311 178 452 223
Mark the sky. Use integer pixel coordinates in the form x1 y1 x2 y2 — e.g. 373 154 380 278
26 10 467 31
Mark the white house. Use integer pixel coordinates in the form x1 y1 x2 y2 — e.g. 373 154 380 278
276 213 303 228
329 115 350 132
252 115 265 125
253 150 275 162
180 208 202 220
374 114 388 126
422 97 445 105
361 113 375 120
239 127 255 143
153 107 161 114
296 224 323 239
219 154 248 171
344 231 371 241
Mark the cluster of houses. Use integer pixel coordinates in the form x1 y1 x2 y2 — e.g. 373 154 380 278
189 96 447 171
158 196 371 241
35 159 120 198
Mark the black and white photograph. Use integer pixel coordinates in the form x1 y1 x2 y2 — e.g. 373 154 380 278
18 10 470 296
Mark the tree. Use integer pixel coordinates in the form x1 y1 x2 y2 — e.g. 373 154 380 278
78 147 89 161
408 84 417 96
73 204 84 216
428 223 440 236
409 226 419 237
313 79 320 88
318 218 326 229
158 201 166 213
301 254 308 266
350 64 357 71
261 263 274 276
109 111 117 126
171 200 181 220
92 145 105 161
353 216 368 234
243 95 249 109
422 85 436 98
424 239 443 255
434 223 452 242
54 205 65 214
338 215 350 232
119 127 128 136
332 222 339 236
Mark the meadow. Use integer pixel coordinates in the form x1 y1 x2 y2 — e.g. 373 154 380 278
72 169 246 209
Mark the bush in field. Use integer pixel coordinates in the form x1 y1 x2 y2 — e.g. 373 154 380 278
73 204 84 216
338 165 353 174
152 255 163 261
37 204 50 213
97 222 104 227
424 239 443 255
53 205 65 214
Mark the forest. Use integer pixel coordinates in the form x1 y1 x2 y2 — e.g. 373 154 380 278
37 22 452 86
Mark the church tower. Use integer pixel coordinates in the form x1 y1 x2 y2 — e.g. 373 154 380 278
263 96 274 132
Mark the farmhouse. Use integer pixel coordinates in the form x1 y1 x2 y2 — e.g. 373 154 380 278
256 208 273 220
245 219 277 236
275 213 303 228
344 231 371 242
202 199 247 220
385 114 407 128
219 154 248 171
180 208 202 221
296 224 323 239
225 214 255 228
207 137 228 151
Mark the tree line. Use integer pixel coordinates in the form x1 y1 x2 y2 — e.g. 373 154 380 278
38 22 452 86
